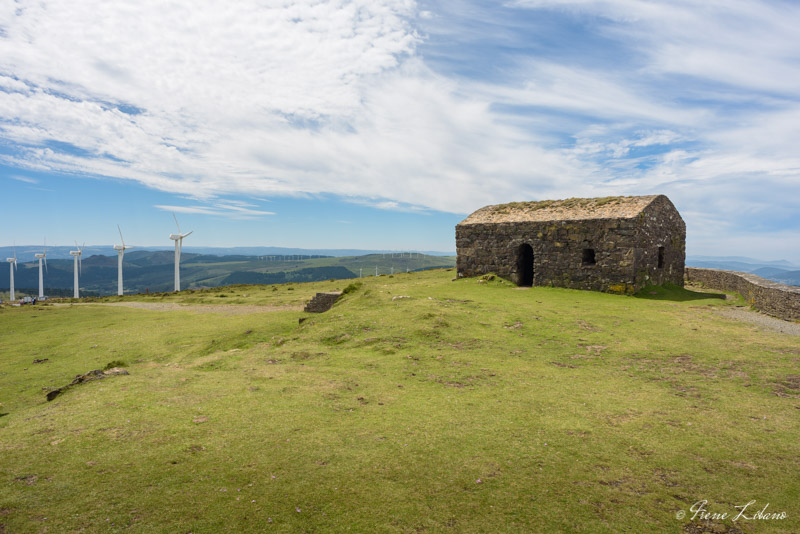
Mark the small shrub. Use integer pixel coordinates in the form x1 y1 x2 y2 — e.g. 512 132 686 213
342 282 363 295
104 360 127 370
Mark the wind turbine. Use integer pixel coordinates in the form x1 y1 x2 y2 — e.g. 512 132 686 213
69 241 84 298
34 239 47 298
5 246 16 301
169 214 193 291
114 226 134 296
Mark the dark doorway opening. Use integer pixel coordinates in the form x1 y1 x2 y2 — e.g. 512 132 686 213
657 246 665 268
518 244 534 286
582 248 596 265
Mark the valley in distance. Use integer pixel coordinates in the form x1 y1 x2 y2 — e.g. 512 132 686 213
0 246 456 297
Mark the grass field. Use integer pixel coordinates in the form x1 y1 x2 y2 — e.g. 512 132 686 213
1 270 798 533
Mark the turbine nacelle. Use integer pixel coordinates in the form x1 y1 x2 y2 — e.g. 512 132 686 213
115 226 134 253
34 253 45 259
170 213 193 242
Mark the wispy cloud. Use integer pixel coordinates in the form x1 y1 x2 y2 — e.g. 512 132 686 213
0 0 798 256
9 175 38 184
154 203 275 220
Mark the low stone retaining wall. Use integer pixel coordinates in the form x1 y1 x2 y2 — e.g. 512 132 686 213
686 267 800 321
304 292 343 313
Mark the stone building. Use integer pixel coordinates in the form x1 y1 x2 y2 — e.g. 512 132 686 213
456 195 685 293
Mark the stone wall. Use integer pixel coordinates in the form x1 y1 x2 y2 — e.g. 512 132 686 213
304 292 342 313
456 219 639 292
456 197 685 293
686 267 800 321
633 195 686 288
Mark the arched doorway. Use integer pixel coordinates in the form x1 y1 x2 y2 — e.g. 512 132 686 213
517 244 534 286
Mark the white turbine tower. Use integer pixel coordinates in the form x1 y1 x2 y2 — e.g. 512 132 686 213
69 241 84 298
34 240 47 298
114 226 134 296
169 214 193 292
5 246 17 301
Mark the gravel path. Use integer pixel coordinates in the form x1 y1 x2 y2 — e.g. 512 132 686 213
715 307 800 336
76 302 304 316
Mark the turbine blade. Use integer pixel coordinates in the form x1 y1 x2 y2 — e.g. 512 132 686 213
118 224 125 247
79 255 82 275
173 212 182 234
183 230 193 238
45 256 48 273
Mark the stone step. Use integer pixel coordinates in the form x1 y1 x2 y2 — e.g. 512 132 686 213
304 291 343 313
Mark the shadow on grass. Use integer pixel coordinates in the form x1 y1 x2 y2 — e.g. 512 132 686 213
635 283 727 302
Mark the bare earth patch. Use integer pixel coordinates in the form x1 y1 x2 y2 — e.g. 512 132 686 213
84 302 303 315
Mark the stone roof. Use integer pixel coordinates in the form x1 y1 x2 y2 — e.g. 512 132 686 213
459 195 662 224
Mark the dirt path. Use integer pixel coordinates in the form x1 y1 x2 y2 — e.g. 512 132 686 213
715 307 800 336
62 302 304 316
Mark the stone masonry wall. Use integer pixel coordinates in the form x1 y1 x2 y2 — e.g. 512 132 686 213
304 292 342 313
633 195 686 288
686 268 800 321
456 219 640 292
456 196 685 294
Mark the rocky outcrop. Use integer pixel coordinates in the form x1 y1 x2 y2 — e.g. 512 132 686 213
45 367 129 401
686 267 800 321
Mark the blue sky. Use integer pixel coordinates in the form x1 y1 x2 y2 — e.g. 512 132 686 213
1 0 798 260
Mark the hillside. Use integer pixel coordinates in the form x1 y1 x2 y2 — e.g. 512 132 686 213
687 255 800 286
1 270 798 532
0 251 456 297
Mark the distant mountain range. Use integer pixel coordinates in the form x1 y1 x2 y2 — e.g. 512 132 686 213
0 245 455 262
1 250 456 297
2 250 796 297
686 255 800 286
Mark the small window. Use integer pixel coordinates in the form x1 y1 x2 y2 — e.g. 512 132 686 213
582 248 596 266
657 246 665 269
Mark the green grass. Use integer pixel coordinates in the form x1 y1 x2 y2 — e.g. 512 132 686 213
1 270 798 533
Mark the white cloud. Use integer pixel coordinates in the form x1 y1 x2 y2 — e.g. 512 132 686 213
511 0 800 95
9 175 38 184
483 64 704 126
154 203 275 220
0 0 797 261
